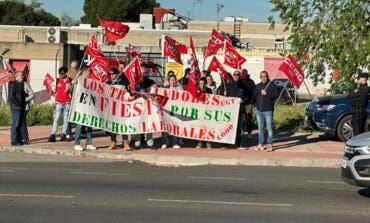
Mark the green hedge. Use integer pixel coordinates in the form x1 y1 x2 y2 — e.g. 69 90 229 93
0 103 308 132
0 104 54 126
273 103 308 132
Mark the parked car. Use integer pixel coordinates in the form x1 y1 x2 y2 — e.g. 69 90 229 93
305 94 370 142
341 131 370 187
272 78 297 104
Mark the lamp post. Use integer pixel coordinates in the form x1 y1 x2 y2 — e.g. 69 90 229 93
216 3 224 31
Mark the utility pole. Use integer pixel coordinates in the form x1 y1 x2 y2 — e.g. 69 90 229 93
192 0 203 20
216 3 224 30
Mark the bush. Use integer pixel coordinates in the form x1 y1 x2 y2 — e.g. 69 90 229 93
273 103 308 132
0 105 11 126
0 104 54 126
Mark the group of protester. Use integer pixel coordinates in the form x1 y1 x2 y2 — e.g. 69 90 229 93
8 60 280 152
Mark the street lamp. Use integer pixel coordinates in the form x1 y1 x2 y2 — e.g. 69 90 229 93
216 3 224 31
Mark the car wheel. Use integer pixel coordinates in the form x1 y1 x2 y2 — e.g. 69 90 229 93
337 115 353 142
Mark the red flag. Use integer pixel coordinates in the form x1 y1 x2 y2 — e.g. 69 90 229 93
207 56 230 82
186 37 201 98
205 28 230 58
0 59 14 85
278 54 305 88
88 57 111 82
164 36 187 54
223 40 246 69
85 34 103 58
124 57 143 91
97 15 130 44
126 43 141 58
162 36 183 64
42 73 55 96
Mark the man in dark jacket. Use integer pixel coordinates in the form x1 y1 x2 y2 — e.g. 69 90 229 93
239 69 256 138
226 71 247 150
254 71 278 152
8 71 27 146
347 73 370 136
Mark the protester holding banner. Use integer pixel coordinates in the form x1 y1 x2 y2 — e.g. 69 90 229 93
106 68 133 151
206 74 217 94
239 69 255 139
254 71 278 152
21 73 35 145
8 71 27 146
74 66 96 151
48 67 72 142
133 66 156 149
226 71 247 150
196 77 213 149
179 67 190 89
161 74 183 149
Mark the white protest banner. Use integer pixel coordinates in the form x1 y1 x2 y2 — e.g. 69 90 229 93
69 77 240 144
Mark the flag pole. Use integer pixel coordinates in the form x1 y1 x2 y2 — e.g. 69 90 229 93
303 79 313 99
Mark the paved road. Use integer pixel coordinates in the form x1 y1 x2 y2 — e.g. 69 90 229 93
0 152 369 223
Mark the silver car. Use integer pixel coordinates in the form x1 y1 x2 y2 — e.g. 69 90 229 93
341 131 370 187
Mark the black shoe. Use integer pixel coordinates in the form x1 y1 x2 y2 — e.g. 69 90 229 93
23 139 29 145
48 134 56 142
11 142 22 146
60 134 66 141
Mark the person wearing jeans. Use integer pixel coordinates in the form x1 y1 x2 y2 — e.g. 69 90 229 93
254 71 278 152
8 71 27 146
73 66 96 151
49 66 72 142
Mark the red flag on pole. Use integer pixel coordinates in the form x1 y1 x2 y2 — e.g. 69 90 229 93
124 56 143 91
278 54 305 88
85 34 103 58
126 43 141 59
207 56 231 82
164 36 187 54
42 73 55 96
186 37 201 98
0 59 14 85
223 40 246 69
97 15 130 44
204 28 230 58
162 36 183 64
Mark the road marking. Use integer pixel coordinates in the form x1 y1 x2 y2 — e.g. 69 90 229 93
306 180 343 184
0 170 15 172
187 176 246 180
0 194 74 198
71 172 129 176
148 198 293 207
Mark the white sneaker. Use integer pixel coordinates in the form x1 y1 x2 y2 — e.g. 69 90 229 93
74 145 84 151
238 147 249 150
161 144 167 149
195 142 203 149
86 145 96 150
172 144 181 149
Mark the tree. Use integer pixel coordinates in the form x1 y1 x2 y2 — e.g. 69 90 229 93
0 0 60 26
61 11 79 27
269 0 369 92
81 0 159 26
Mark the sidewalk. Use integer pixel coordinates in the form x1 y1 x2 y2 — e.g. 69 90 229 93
0 126 344 168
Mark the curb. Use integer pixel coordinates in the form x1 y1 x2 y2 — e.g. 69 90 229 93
0 146 341 168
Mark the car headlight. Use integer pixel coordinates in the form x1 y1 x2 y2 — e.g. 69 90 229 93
356 146 370 155
315 104 336 111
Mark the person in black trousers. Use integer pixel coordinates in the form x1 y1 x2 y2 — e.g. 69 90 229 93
347 73 370 137
8 71 27 146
